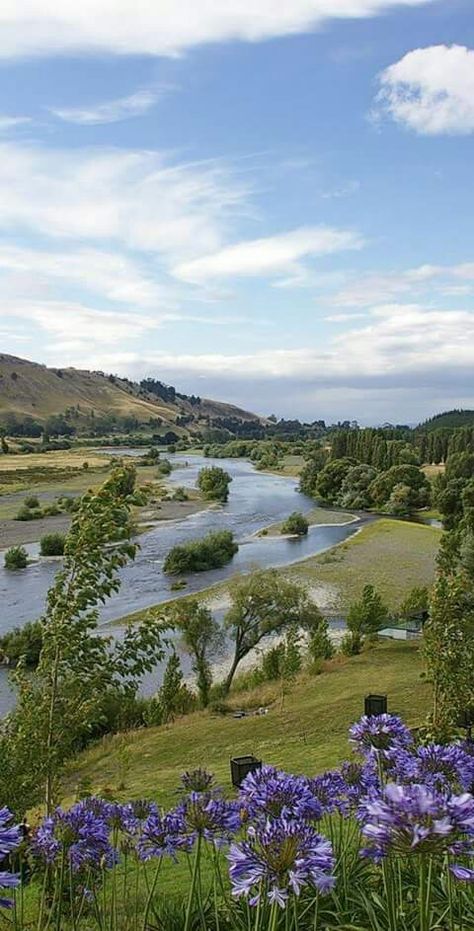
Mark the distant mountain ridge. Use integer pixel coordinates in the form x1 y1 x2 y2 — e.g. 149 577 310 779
0 354 262 435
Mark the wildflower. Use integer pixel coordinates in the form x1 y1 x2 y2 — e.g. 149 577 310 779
239 766 322 822
35 804 115 872
180 769 216 794
177 792 240 846
349 714 412 759
228 817 335 908
0 808 21 909
359 782 474 865
137 810 190 861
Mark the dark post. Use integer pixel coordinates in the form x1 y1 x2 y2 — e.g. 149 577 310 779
364 694 388 717
230 755 262 788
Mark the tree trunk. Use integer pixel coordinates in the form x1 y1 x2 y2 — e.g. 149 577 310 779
222 652 241 695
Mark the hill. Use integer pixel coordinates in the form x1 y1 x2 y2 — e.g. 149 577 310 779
0 354 261 437
418 409 474 431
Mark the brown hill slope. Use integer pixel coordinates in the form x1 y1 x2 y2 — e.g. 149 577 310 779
0 354 261 430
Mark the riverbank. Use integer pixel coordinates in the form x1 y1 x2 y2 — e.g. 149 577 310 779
257 506 357 537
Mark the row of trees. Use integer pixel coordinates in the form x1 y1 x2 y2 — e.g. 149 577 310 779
300 456 430 514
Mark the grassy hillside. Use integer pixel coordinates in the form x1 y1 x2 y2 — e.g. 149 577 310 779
0 354 260 430
64 640 427 808
418 408 474 431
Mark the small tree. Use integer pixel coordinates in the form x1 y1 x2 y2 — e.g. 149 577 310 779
345 584 389 654
399 586 430 620
281 512 309 536
4 546 28 570
40 533 66 556
157 652 192 723
222 569 325 694
170 600 224 707
197 466 232 503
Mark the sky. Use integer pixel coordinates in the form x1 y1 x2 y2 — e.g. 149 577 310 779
0 1 473 424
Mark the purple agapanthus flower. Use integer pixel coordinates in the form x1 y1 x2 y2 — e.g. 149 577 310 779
228 817 335 908
359 782 474 868
0 808 21 909
177 792 240 847
309 771 348 815
239 766 322 823
349 714 413 759
137 810 190 861
180 769 216 794
35 804 116 872
391 744 474 793
340 761 380 808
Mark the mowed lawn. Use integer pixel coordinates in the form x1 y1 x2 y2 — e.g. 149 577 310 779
286 518 442 611
64 640 428 809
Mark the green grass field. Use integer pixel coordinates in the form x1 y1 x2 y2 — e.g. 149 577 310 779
64 640 427 809
286 518 442 611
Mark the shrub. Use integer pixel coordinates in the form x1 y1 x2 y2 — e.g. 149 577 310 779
40 532 66 556
157 459 172 476
4 546 28 570
281 511 309 536
43 504 61 517
0 620 43 665
172 486 189 502
15 506 43 521
164 530 238 575
24 495 40 509
197 466 232 502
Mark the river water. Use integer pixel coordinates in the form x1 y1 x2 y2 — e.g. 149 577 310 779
0 453 358 713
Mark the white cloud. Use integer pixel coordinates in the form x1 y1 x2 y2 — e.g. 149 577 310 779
0 143 248 262
333 263 474 306
375 45 474 134
50 88 167 125
173 226 364 283
0 1 436 60
0 116 32 132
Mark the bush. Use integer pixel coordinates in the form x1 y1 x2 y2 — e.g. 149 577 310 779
197 466 232 502
24 495 40 509
281 511 309 536
40 532 66 556
164 530 238 575
15 506 43 521
0 620 43 665
172 486 189 502
4 546 28 570
43 504 61 517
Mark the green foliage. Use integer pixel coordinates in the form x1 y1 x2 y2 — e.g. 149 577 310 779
15 505 43 521
157 458 172 476
172 486 189 502
197 466 232 502
0 464 166 815
0 620 43 666
223 569 325 693
167 600 224 707
398 586 430 620
148 652 195 724
314 457 356 503
24 495 40 508
307 623 334 662
40 532 66 556
345 584 389 655
339 464 377 509
369 464 430 509
280 511 309 535
4 545 28 570
163 530 238 575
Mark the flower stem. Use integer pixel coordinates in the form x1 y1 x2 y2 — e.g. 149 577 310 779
141 858 162 931
184 835 202 931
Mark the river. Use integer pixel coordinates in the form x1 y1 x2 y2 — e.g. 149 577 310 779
0 453 359 713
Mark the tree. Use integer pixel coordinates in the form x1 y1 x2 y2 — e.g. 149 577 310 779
314 458 356 503
170 600 224 707
156 652 193 723
0 465 166 815
399 586 430 620
383 483 417 516
339 464 377 509
197 466 232 502
369 464 430 509
345 585 389 654
222 569 325 694
163 530 238 575
280 512 309 536
4 546 28 570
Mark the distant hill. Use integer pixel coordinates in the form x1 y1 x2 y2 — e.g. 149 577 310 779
417 410 474 432
0 354 262 437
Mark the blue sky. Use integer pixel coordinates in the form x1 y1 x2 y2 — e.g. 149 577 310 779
0 0 473 423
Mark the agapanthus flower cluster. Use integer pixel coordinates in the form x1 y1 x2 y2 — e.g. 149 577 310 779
35 802 116 872
349 714 413 759
180 768 216 794
228 816 335 908
0 808 20 909
177 791 241 846
359 781 474 873
309 762 378 815
239 765 322 822
389 743 474 793
137 809 191 860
